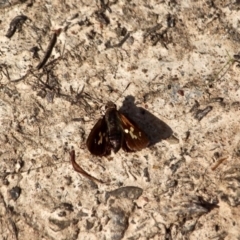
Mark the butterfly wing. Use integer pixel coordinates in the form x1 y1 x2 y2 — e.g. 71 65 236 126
118 113 149 151
86 118 111 156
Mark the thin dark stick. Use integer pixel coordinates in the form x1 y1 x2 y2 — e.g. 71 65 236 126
11 70 30 82
211 157 228 171
105 32 130 49
69 149 104 184
36 29 61 70
143 24 162 39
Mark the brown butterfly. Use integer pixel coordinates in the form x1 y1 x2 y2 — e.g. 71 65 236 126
87 101 149 156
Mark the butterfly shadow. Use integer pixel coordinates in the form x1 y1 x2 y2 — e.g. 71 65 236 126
118 96 173 146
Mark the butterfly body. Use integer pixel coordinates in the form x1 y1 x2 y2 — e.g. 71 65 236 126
105 103 123 153
87 101 149 156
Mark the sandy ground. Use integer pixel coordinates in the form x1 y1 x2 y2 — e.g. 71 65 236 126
0 0 240 239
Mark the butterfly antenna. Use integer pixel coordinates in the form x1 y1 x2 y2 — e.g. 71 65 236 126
115 82 131 104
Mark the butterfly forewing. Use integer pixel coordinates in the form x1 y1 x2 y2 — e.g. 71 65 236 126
118 113 149 151
86 118 111 156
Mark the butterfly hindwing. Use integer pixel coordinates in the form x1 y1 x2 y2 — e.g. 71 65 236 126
118 113 149 151
86 117 111 156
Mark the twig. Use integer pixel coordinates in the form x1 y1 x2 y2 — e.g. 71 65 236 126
36 29 61 70
105 32 130 49
69 149 104 184
211 157 228 171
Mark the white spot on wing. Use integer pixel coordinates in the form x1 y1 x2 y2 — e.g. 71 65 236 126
129 127 138 139
98 132 103 145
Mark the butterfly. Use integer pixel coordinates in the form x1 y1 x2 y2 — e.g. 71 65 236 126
87 101 149 156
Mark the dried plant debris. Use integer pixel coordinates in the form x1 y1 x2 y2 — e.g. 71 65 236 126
33 70 60 103
190 100 200 113
37 29 61 69
211 157 228 171
194 106 213 121
95 10 110 25
219 165 240 207
190 101 213 121
5 15 28 38
69 149 104 184
167 13 176 28
105 32 130 49
99 0 112 13
143 23 162 41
